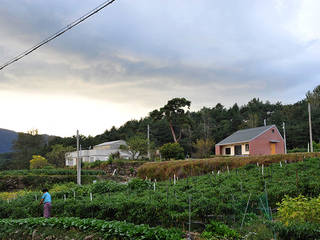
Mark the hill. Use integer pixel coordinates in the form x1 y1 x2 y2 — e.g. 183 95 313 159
0 128 17 153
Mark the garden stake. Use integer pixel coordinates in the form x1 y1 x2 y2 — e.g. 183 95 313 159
240 193 251 230
187 195 192 240
231 194 236 223
166 183 169 202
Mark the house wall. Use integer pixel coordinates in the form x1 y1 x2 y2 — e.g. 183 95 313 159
250 126 284 156
222 145 235 155
65 149 131 166
215 145 221 155
216 143 250 156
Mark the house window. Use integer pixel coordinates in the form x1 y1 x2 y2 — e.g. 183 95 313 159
245 144 249 152
67 158 74 166
225 148 231 155
272 129 275 133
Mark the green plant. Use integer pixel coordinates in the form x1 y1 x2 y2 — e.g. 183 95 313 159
277 195 320 225
271 221 320 240
128 178 152 191
193 139 214 159
201 221 240 240
29 155 49 169
160 143 185 160
90 180 126 194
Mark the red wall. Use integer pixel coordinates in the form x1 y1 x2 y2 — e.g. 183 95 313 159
215 145 221 155
249 126 285 156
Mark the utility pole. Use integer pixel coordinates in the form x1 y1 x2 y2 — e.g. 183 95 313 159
147 124 150 159
283 122 287 154
308 102 313 152
76 130 81 185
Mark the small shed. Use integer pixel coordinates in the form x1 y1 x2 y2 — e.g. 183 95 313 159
215 125 285 156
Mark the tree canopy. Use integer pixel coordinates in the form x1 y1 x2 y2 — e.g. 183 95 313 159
4 85 320 169
150 98 191 143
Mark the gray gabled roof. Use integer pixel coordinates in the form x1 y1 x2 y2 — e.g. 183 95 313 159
216 125 275 146
94 140 126 147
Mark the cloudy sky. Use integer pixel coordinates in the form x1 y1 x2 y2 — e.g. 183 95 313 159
0 0 319 137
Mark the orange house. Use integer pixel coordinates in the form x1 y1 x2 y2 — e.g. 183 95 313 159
215 125 285 156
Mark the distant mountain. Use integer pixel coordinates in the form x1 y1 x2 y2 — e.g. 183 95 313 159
0 128 18 153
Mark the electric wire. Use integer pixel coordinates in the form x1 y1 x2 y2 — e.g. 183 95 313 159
0 0 116 71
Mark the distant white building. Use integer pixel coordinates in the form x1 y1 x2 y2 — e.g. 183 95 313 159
65 140 132 166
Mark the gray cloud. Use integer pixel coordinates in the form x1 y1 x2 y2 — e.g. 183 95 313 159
0 0 320 112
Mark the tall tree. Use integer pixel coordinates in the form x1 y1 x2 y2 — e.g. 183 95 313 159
11 131 45 169
150 98 191 143
46 144 75 167
121 136 150 160
306 84 320 152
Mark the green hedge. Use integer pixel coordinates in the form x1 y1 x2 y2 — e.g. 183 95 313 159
138 152 320 180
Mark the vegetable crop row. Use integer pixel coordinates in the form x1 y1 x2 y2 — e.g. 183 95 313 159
1 158 320 230
0 217 183 240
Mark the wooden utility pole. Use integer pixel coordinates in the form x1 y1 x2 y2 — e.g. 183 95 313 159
308 102 313 152
147 124 150 159
76 130 81 185
283 122 287 154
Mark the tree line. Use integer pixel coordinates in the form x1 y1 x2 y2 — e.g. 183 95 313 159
1 85 319 169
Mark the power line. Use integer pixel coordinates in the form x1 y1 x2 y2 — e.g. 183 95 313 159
0 0 116 71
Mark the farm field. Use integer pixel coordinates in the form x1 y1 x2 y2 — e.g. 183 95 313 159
1 157 320 239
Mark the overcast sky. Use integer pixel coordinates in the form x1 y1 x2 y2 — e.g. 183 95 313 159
0 0 319 137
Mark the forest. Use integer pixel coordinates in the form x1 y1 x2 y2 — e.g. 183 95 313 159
1 85 319 170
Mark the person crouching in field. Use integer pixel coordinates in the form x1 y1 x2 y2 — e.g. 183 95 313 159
39 188 52 218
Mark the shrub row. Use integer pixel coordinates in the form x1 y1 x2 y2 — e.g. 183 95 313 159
137 152 320 180
0 169 106 176
0 175 124 191
0 217 183 240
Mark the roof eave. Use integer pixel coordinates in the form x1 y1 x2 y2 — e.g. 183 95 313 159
216 125 276 146
216 140 249 146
